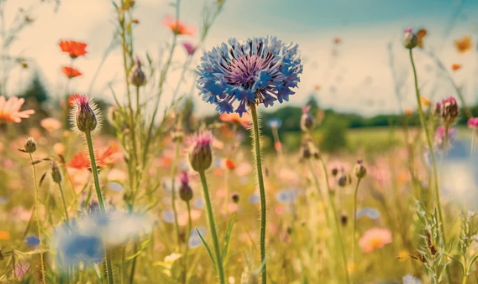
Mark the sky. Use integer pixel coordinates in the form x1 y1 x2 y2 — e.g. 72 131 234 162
1 0 478 116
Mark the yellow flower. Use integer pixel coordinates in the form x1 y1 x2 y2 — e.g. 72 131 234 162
420 96 431 106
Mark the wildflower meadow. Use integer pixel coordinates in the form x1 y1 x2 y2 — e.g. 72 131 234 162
1 0 478 283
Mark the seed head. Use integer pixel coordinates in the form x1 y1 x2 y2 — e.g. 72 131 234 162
70 94 101 133
300 105 314 132
24 137 37 153
129 58 146 88
178 171 193 202
403 27 418 49
188 131 213 172
354 159 367 179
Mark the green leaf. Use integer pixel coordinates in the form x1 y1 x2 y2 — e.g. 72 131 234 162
196 229 217 273
221 213 237 264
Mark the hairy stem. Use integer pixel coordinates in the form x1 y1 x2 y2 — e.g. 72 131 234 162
199 171 225 284
249 103 267 284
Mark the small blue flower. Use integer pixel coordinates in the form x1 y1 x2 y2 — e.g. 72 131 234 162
267 118 282 129
249 193 260 204
403 274 421 284
108 182 124 192
188 227 207 249
193 198 204 209
54 225 103 266
196 37 302 116
26 235 40 247
356 208 380 220
162 210 176 223
275 189 298 204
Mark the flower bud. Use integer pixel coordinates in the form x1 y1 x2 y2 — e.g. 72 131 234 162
129 58 146 88
403 27 417 49
337 173 351 187
70 94 99 133
354 159 367 179
24 137 37 153
189 132 213 172
301 143 312 159
440 96 459 124
178 171 193 202
341 212 348 226
300 105 314 132
50 161 62 184
331 167 339 177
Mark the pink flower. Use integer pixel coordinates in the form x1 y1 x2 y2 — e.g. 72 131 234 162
359 228 392 253
0 96 34 123
182 42 196 55
40 118 62 131
468 118 478 129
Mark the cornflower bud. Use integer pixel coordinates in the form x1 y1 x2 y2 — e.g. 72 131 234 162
129 57 146 88
300 105 314 132
440 96 459 124
50 161 62 184
178 171 193 202
24 137 37 153
189 131 213 172
354 159 367 179
70 94 100 133
231 192 240 204
403 27 418 49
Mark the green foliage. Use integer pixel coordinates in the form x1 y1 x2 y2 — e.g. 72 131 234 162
20 72 49 104
319 117 348 152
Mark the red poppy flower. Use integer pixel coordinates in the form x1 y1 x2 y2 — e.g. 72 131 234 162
451 63 461 71
59 40 87 59
161 16 196 36
68 152 90 170
61 66 82 79
224 159 236 170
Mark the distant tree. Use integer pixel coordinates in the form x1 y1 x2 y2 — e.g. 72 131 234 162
20 72 49 103
320 118 348 152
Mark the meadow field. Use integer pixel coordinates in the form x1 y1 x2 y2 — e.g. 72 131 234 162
1 0 478 283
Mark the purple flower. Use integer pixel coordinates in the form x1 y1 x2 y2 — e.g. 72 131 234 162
196 37 303 116
182 42 196 55
435 126 457 149
468 117 478 129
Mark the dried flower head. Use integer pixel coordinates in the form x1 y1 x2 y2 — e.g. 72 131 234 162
23 137 36 153
403 27 418 49
188 131 213 172
354 159 367 179
69 94 101 133
0 96 34 124
59 40 87 59
300 105 314 131
196 37 303 116
129 57 146 87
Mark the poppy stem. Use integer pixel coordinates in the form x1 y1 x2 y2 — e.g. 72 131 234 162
249 103 267 284
199 170 225 284
29 153 46 284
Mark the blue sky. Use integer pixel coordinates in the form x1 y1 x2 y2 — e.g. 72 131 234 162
2 0 478 116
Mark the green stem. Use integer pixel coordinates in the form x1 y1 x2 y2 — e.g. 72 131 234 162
29 153 46 284
462 275 467 284
409 49 450 282
129 243 138 284
183 201 193 284
249 103 267 284
58 183 70 224
84 130 114 284
319 157 350 284
352 178 362 283
471 129 476 156
198 171 225 284
170 139 181 250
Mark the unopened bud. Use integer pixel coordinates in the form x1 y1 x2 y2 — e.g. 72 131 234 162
354 160 367 179
441 96 459 124
50 161 62 184
341 213 348 226
337 173 351 187
300 105 314 132
403 28 417 49
231 192 240 204
179 184 193 202
71 94 98 132
24 137 36 153
129 58 146 88
189 132 213 172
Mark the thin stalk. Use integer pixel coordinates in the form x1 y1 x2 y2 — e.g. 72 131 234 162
319 157 350 284
29 153 46 284
471 129 475 156
129 243 138 284
198 171 225 284
462 275 467 284
352 178 362 282
84 130 114 284
409 49 450 282
57 183 69 224
249 103 267 284
183 201 193 284
170 139 181 250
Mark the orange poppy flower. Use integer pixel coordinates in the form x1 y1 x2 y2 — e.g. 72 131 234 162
416 28 427 48
420 96 430 106
97 142 123 167
224 159 236 170
0 96 34 124
68 152 90 170
59 40 87 59
455 36 472 54
219 113 252 129
405 108 413 116
0 231 10 240
452 63 461 71
161 16 196 36
314 85 321 91
334 38 341 44
61 66 82 79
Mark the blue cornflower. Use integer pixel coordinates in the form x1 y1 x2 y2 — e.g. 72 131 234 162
275 189 299 204
356 207 380 220
267 118 282 129
196 37 303 116
249 193 260 204
188 227 207 249
26 235 40 247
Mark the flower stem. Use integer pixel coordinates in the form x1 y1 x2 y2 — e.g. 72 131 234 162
249 103 267 284
58 182 70 224
471 129 475 156
84 130 114 284
198 171 225 284
409 49 450 281
182 201 193 284
352 178 362 282
170 138 181 250
29 153 46 284
319 157 350 284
